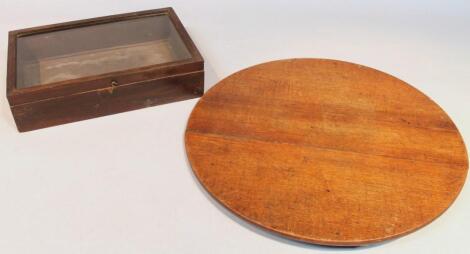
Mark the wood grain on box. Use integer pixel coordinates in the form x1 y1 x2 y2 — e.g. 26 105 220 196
7 8 203 132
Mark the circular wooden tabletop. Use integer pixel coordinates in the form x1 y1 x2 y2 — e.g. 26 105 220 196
185 59 468 246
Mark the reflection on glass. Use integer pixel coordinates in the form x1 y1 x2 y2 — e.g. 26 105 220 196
16 15 191 88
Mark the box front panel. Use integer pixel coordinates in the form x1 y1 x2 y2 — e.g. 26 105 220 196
11 71 203 132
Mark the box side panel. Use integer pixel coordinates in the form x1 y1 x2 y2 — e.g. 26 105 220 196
7 32 18 103
10 71 204 132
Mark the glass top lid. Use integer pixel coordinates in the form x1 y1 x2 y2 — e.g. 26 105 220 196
16 15 191 88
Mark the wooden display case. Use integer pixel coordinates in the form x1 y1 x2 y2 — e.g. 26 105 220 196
7 8 204 132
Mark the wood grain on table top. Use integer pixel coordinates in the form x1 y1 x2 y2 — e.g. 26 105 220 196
185 59 468 246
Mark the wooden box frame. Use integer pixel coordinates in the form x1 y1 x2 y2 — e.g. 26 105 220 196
6 8 204 132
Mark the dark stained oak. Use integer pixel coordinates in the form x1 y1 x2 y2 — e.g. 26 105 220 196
7 8 204 132
185 59 468 246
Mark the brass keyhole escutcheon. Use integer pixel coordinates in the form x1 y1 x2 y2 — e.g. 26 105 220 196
107 80 118 94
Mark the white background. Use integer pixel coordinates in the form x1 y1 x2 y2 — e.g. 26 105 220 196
0 1 469 253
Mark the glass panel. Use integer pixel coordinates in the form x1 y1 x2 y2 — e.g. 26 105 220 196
16 15 191 88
